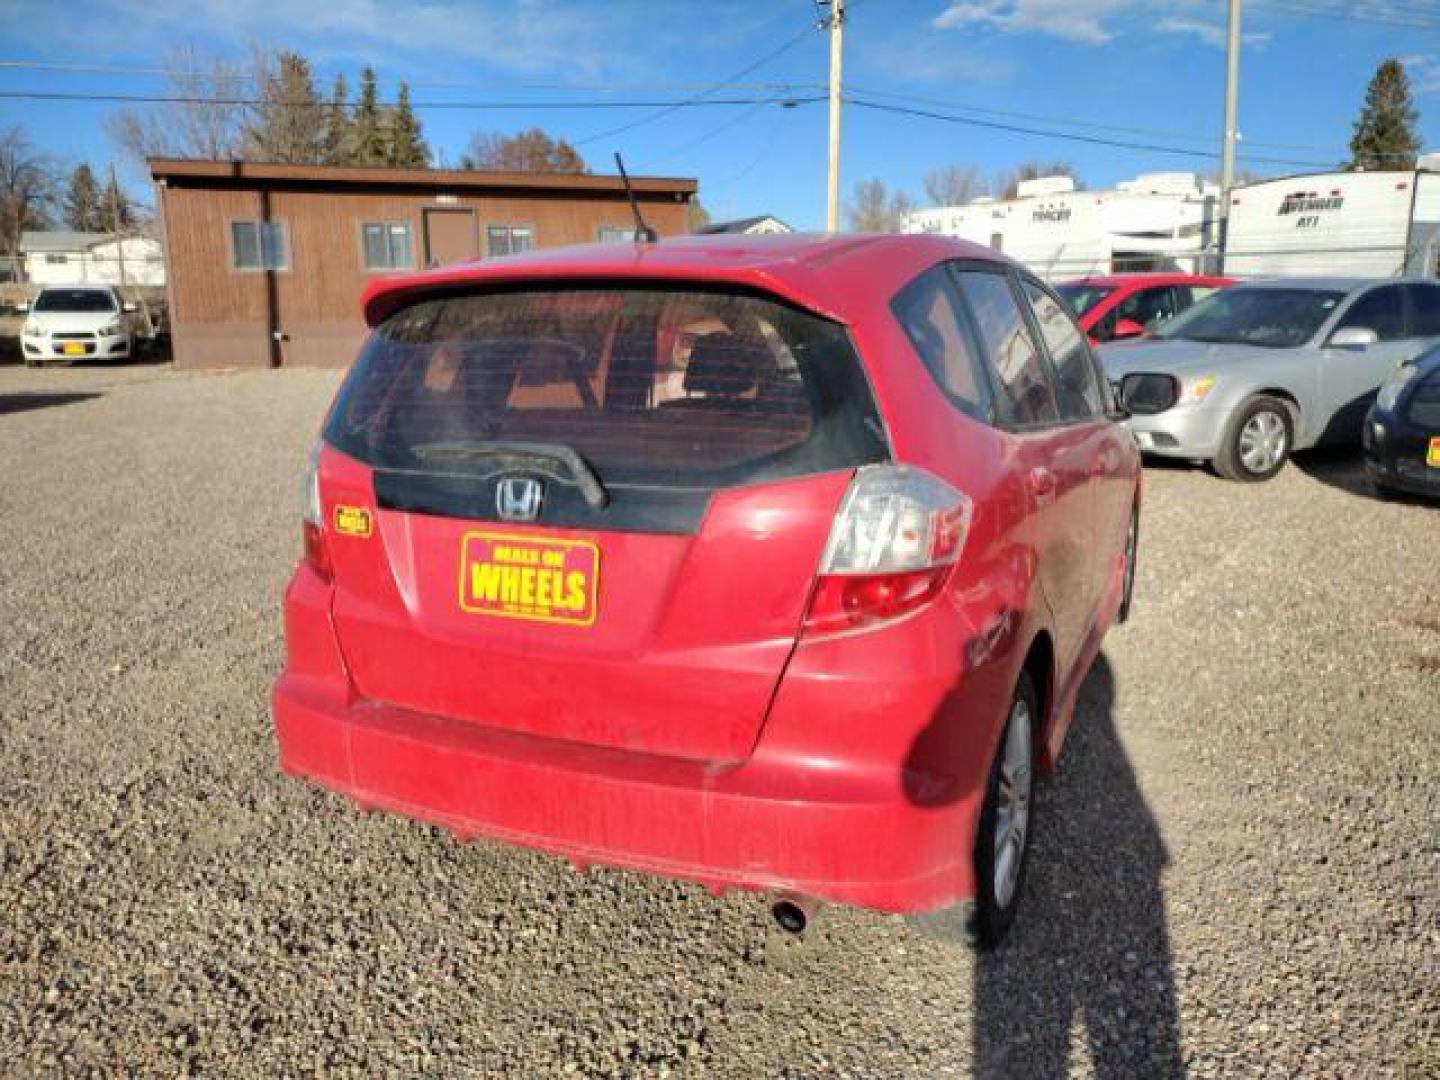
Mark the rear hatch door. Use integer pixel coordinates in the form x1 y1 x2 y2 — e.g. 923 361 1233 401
320 284 888 762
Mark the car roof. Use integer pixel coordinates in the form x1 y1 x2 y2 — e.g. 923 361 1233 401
1060 273 1230 288
362 232 1008 326
1233 276 1429 293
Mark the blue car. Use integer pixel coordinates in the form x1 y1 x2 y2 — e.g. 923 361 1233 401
1364 344 1440 500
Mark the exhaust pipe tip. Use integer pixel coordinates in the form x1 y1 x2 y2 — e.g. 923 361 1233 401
770 896 816 935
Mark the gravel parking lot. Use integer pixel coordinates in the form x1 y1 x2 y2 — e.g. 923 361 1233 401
1 363 1435 1077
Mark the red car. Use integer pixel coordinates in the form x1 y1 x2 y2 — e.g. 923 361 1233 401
1056 272 1235 344
273 233 1141 946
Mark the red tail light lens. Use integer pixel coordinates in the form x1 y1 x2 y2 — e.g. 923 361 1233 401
803 465 972 637
301 441 331 581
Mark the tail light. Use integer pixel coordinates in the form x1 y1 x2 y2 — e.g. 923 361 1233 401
803 465 972 637
301 440 331 581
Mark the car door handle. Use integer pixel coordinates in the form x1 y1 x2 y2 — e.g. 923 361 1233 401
1027 466 1058 501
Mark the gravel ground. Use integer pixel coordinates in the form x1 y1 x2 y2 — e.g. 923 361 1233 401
0 363 1435 1078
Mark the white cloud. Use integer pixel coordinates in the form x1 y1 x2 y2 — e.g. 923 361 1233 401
1399 55 1440 96
1154 16 1271 49
931 0 1135 45
3 0 781 82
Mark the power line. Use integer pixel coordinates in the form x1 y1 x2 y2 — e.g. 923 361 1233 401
843 95 1337 169
574 20 821 147
0 88 826 112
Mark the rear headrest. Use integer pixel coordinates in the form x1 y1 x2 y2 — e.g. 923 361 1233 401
683 334 766 397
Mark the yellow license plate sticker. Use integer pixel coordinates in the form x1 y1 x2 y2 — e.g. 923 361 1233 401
333 505 373 537
1428 437 1440 469
458 531 598 626
62 343 86 356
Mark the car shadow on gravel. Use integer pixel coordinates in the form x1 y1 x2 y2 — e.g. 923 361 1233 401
976 654 1182 1077
1293 445 1436 507
0 391 101 416
911 654 1183 1077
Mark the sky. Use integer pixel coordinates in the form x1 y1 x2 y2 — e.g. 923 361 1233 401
2 0 1438 230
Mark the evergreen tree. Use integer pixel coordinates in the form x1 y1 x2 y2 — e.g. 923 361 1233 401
322 73 352 165
387 83 431 167
1349 59 1421 171
63 163 104 231
243 51 327 164
352 67 387 166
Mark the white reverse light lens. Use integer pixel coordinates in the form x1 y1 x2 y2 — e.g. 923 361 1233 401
821 465 972 574
302 440 323 526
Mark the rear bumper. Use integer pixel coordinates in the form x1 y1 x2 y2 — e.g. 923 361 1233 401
272 563 1018 914
274 673 978 912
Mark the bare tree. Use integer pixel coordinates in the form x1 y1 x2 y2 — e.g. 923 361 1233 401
105 45 247 166
460 129 587 173
0 126 57 261
845 178 916 232
995 160 1082 200
923 164 988 207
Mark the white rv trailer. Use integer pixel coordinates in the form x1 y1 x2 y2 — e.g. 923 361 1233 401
1222 168 1440 279
903 173 1220 281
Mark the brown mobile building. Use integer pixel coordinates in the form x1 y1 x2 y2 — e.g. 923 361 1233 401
150 159 698 369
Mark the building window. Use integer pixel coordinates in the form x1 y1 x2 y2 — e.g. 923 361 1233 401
230 221 289 271
486 224 534 257
45 254 69 265
361 222 413 271
597 226 634 244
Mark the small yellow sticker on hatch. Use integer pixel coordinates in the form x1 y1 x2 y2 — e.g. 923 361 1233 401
458 531 599 627
334 505 373 537
1428 436 1440 469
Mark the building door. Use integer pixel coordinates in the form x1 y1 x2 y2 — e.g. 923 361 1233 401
423 208 478 268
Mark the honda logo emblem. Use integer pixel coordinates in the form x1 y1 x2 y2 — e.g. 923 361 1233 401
496 477 544 522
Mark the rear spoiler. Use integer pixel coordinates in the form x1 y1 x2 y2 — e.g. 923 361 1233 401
360 262 848 329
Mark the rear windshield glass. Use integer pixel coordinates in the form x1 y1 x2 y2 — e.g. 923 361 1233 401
325 286 888 490
33 289 116 313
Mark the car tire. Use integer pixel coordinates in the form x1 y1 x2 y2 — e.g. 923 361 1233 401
1214 395 1293 482
1117 503 1139 624
971 669 1039 950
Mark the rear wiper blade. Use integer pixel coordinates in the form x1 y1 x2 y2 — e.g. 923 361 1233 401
409 440 609 509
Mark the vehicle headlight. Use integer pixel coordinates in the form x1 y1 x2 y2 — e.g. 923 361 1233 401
99 320 123 337
22 321 42 337
1375 364 1419 412
1177 375 1217 406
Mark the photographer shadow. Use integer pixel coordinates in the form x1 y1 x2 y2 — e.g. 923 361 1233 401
972 654 1183 1077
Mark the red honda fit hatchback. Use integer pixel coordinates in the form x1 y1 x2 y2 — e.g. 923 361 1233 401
273 233 1141 946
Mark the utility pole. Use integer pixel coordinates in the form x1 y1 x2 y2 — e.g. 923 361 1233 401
1217 0 1241 272
824 0 845 232
109 163 128 289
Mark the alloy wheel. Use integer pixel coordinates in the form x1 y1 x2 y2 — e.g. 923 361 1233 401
992 699 1033 910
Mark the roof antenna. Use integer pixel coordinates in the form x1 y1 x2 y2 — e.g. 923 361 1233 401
614 152 658 243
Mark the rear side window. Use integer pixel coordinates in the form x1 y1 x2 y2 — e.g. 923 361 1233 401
1338 286 1406 341
1404 284 1440 337
953 270 1059 426
1116 286 1180 328
326 286 888 518
1023 280 1106 420
891 265 991 419
1409 367 1440 428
